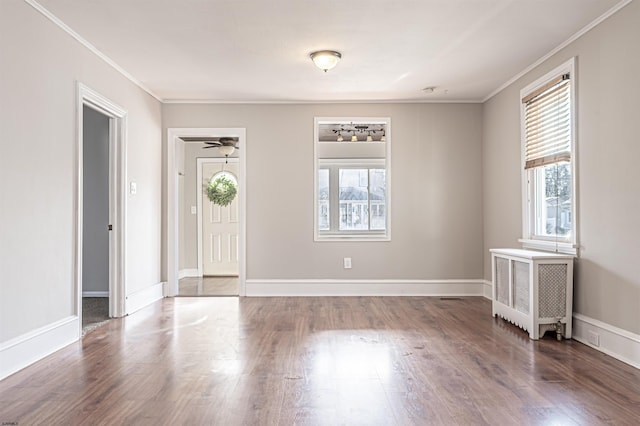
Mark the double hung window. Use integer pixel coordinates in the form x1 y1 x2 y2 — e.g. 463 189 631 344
314 118 390 241
318 161 386 233
520 59 577 254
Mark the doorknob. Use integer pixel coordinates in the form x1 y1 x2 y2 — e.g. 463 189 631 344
108 224 113 231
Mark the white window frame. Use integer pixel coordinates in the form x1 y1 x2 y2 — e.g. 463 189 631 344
519 58 578 255
318 159 387 236
314 117 391 241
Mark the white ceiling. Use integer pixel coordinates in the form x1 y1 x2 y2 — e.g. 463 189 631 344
34 0 625 102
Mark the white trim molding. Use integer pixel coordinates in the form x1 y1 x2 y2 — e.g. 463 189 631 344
0 316 79 380
482 279 493 300
245 279 486 297
25 1 161 102
77 82 127 323
125 282 164 315
572 313 640 369
483 0 632 102
162 98 482 104
519 239 578 256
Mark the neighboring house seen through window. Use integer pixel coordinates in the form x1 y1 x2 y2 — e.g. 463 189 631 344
318 162 386 233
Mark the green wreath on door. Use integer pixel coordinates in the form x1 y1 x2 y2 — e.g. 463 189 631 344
207 174 237 206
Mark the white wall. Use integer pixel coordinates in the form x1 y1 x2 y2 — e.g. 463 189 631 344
483 1 640 335
0 0 162 350
82 105 110 294
163 103 484 283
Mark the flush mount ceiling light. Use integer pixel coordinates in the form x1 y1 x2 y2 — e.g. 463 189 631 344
310 50 341 72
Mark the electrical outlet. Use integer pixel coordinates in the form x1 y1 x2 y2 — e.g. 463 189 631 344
191 206 197 214
343 257 352 269
587 330 600 347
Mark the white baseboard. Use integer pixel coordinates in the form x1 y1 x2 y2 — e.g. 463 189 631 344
482 279 492 299
572 313 640 369
245 279 486 297
0 316 79 380
178 268 200 279
82 291 109 297
125 282 164 315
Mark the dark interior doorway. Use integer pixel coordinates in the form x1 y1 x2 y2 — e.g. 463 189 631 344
82 105 111 334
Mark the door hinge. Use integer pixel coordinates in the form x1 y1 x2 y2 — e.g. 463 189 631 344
108 224 113 231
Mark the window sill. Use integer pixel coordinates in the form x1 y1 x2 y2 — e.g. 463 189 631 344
518 238 578 256
315 234 390 242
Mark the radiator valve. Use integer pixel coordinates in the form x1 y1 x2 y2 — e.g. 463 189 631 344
555 320 563 341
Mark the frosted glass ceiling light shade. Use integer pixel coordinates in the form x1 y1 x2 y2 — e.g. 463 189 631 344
218 145 235 157
310 50 341 72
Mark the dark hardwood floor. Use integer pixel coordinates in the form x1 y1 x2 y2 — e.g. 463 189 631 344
1 296 639 425
178 276 239 296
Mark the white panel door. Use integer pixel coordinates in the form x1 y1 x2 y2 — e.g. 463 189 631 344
202 161 239 276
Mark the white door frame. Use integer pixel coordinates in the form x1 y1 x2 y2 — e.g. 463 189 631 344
197 157 240 277
166 128 247 297
76 82 127 330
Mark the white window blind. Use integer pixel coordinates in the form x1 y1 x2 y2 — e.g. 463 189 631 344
523 74 571 169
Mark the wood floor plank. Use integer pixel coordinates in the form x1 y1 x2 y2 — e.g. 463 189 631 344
1 296 639 425
178 276 239 296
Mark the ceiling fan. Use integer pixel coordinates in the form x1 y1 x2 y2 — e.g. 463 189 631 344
179 136 239 161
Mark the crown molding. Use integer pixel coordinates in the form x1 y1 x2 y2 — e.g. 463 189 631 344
24 0 162 102
25 0 631 106
161 98 482 105
483 0 633 103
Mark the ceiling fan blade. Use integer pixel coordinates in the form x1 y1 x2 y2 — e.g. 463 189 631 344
201 144 240 149
179 136 220 142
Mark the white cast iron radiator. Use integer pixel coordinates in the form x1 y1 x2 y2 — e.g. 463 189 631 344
490 248 574 340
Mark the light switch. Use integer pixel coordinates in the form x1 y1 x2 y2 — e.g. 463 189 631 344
130 181 137 195
191 206 197 214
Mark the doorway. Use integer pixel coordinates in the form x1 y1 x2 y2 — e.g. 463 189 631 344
179 158 240 296
82 105 110 332
166 128 247 297
77 83 126 336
